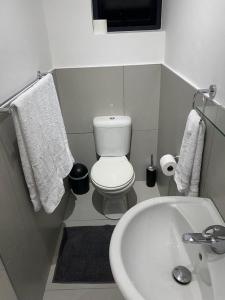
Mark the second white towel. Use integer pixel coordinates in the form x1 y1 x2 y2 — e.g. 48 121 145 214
174 110 205 197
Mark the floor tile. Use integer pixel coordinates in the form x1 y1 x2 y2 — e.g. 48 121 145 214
64 181 159 225
43 288 124 300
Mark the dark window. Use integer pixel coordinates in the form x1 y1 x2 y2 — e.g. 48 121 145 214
92 0 162 32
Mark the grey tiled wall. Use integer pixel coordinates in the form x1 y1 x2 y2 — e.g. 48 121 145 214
0 258 17 300
54 65 161 180
0 116 68 300
157 65 194 196
201 117 225 219
158 65 225 220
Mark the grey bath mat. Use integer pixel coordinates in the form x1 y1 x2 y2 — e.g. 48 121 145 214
53 225 115 283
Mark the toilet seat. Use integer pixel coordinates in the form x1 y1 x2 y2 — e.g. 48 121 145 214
91 156 134 190
92 175 135 192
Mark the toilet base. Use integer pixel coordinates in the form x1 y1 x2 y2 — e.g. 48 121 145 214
102 195 128 219
103 213 125 220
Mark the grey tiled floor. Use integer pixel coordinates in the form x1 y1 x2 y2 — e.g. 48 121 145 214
43 181 159 300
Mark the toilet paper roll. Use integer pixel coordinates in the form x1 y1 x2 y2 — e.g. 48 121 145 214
160 154 177 176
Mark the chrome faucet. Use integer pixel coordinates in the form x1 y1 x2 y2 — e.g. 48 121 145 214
183 225 225 254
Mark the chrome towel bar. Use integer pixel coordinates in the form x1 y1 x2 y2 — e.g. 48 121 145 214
0 71 48 114
192 84 217 123
192 84 217 109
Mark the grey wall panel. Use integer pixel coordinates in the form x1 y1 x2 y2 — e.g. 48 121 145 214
199 119 216 197
124 64 161 131
130 130 158 181
201 121 225 220
55 65 161 181
55 67 124 133
158 65 225 220
157 66 195 195
68 133 97 171
0 116 68 300
0 258 17 300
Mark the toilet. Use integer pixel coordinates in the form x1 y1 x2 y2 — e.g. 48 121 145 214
91 116 135 218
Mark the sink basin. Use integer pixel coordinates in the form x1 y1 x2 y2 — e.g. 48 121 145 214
109 197 225 300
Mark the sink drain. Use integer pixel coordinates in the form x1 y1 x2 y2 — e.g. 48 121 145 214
172 266 192 285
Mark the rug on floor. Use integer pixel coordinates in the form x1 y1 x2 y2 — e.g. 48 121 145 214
53 225 115 283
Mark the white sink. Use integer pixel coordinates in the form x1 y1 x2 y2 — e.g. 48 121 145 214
109 197 225 300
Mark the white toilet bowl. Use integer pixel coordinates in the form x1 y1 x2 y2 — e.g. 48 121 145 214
91 156 135 217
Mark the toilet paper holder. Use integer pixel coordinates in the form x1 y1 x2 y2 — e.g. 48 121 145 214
174 155 180 162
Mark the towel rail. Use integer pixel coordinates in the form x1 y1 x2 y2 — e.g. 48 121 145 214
192 84 217 123
192 84 225 138
0 71 48 114
192 84 217 109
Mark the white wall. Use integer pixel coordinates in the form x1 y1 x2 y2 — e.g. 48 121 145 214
0 0 51 103
163 0 225 106
42 0 165 68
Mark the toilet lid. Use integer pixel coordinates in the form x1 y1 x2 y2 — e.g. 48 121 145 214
91 156 134 189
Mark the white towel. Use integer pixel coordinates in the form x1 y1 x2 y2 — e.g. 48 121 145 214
11 74 74 213
174 110 205 197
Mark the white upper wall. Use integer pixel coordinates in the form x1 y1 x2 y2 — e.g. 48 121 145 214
0 0 51 103
42 0 165 68
163 0 225 105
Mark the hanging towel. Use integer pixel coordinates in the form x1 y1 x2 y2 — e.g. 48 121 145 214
11 74 74 213
174 110 205 197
